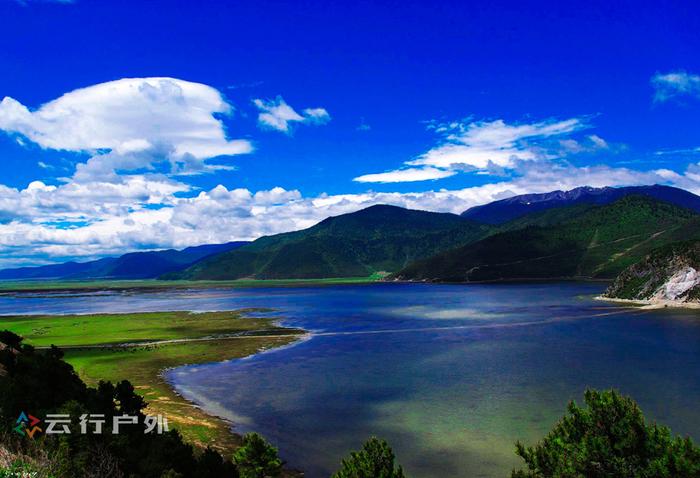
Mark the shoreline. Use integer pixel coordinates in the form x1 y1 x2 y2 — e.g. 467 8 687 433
160 333 313 443
594 295 700 309
165 333 310 453
0 276 613 295
0 277 380 294
69 332 307 455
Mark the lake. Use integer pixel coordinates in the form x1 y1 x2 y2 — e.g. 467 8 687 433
1 282 699 477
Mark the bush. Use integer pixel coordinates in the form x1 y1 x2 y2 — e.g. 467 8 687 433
0 460 55 478
232 433 282 478
332 437 405 478
512 389 700 478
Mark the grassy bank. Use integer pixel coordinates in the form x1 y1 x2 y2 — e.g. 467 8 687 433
0 310 304 453
0 276 379 293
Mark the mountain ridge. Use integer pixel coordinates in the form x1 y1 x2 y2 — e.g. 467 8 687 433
395 195 700 282
0 242 249 281
166 205 493 280
461 185 700 224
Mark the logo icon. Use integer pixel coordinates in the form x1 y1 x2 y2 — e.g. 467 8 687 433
14 412 42 439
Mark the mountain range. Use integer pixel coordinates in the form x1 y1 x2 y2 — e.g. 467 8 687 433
395 195 700 281
0 242 248 281
4 184 700 283
171 184 700 282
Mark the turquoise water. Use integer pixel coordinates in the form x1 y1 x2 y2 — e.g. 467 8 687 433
2 283 699 477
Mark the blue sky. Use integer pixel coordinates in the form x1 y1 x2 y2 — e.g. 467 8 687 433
0 0 699 267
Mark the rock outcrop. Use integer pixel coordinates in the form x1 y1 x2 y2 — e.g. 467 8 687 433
604 240 700 303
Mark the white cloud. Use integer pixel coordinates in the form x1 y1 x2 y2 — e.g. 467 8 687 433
354 167 456 183
589 134 608 149
1 160 699 268
302 107 332 125
253 96 330 133
0 77 252 178
355 117 592 183
652 71 700 102
0 78 342 268
559 134 610 154
0 175 188 226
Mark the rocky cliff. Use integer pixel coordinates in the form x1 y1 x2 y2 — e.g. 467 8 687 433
604 240 700 303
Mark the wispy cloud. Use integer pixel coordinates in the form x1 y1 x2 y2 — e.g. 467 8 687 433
354 167 456 183
652 71 700 103
355 117 605 183
655 147 700 156
253 96 330 133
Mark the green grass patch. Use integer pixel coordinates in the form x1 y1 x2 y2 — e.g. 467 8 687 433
0 310 304 454
0 310 294 347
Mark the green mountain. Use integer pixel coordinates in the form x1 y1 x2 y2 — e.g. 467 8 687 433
393 196 700 282
166 205 493 280
493 202 600 232
604 240 700 302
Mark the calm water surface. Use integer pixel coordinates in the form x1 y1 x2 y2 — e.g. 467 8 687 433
1 283 699 478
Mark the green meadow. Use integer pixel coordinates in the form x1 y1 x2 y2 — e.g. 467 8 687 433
0 309 299 346
0 310 304 453
0 276 379 293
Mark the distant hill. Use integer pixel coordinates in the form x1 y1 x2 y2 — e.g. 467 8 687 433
461 185 700 224
0 242 249 281
166 205 493 280
394 195 700 282
604 240 700 303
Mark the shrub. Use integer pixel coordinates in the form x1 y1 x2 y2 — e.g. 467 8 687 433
512 389 700 478
332 437 405 478
232 433 282 478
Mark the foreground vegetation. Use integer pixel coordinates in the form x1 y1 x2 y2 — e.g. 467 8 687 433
0 310 303 451
0 331 233 477
331 437 405 478
511 389 700 477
